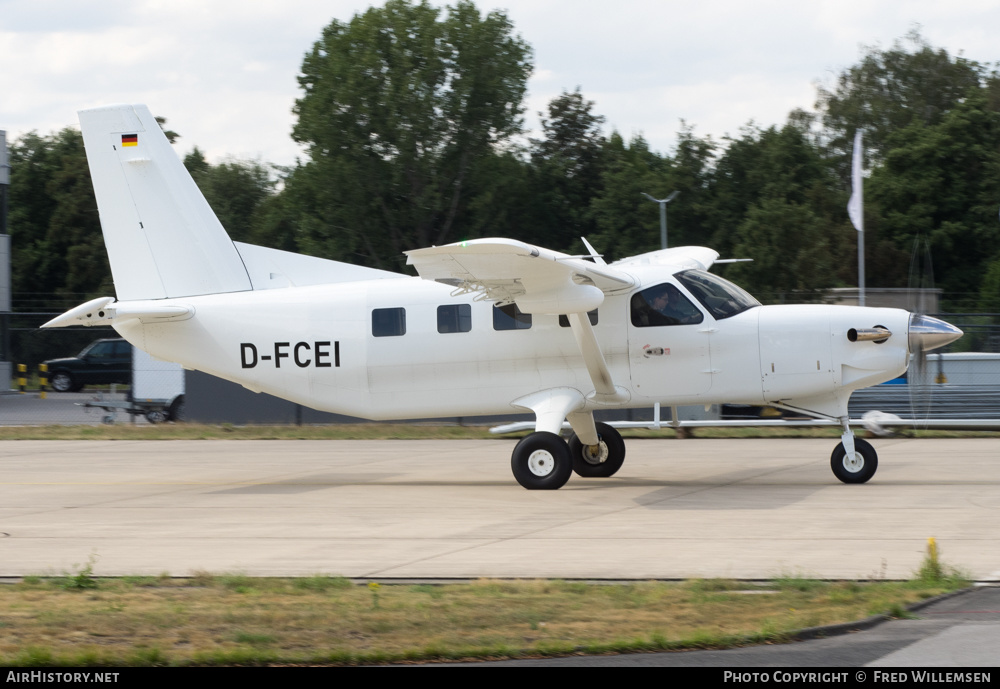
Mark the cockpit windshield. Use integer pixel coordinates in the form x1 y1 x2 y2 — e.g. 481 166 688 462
674 270 760 320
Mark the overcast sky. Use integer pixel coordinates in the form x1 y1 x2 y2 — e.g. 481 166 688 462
2 0 999 167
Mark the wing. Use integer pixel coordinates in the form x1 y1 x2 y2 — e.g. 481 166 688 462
611 245 719 271
405 238 635 314
406 238 632 403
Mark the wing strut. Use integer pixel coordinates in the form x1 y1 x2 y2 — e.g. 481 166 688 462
567 312 629 404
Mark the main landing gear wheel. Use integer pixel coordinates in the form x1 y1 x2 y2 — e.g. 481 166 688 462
568 422 626 478
830 437 878 484
511 431 573 490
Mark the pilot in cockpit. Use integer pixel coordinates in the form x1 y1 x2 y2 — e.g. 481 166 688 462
633 284 703 326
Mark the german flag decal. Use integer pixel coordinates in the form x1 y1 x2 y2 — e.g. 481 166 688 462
121 134 138 147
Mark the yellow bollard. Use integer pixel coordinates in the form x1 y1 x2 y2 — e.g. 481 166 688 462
39 363 48 399
17 363 26 394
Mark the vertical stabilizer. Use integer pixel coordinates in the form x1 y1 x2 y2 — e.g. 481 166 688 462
78 104 251 300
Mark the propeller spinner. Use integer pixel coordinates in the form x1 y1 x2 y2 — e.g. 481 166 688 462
908 314 964 353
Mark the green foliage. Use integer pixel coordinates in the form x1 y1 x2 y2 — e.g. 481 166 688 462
978 256 1000 313
60 552 100 591
868 90 1000 297
727 197 832 298
8 128 109 301
184 149 276 243
772 570 825 592
591 132 675 259
7 19 1000 318
294 574 353 592
218 573 255 593
529 88 607 251
817 28 987 166
914 537 971 588
289 0 532 269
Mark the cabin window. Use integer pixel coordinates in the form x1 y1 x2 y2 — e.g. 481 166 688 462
372 307 406 337
558 310 598 328
630 284 704 327
493 303 532 330
437 304 472 333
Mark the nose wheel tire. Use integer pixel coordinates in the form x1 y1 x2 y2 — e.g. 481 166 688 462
830 437 878 484
568 422 626 478
511 431 573 490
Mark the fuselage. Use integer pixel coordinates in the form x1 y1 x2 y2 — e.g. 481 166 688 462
113 267 912 421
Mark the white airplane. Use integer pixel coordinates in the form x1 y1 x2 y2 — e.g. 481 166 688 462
44 104 964 489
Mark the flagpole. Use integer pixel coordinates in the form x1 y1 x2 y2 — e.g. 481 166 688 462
858 225 865 306
848 131 865 306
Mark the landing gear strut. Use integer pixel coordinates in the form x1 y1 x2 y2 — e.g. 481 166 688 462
832 420 878 484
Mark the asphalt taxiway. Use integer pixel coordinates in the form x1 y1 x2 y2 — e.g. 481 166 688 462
2 437 998 580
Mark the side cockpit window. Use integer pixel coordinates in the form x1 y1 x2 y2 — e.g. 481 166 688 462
630 284 704 327
674 270 760 320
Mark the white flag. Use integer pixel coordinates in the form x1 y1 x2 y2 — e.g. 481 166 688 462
847 130 863 232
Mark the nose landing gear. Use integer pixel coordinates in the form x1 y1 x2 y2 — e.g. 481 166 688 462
832 421 878 483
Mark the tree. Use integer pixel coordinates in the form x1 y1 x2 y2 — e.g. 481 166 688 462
7 128 109 303
816 29 986 169
590 132 666 260
706 122 836 261
291 0 532 269
726 198 834 299
184 148 276 244
529 88 607 251
978 255 1000 313
867 91 1000 299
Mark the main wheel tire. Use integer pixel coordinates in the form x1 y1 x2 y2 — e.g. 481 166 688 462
511 431 573 490
50 371 75 393
830 437 878 484
568 422 626 478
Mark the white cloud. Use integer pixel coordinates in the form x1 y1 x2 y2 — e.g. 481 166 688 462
2 0 999 165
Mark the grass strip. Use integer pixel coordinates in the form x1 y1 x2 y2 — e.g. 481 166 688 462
1 569 969 667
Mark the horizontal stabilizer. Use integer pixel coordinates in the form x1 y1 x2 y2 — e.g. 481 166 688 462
42 296 193 328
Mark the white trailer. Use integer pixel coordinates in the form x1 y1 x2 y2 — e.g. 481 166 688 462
84 347 185 423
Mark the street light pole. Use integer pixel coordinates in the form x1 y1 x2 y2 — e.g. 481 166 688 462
641 190 679 249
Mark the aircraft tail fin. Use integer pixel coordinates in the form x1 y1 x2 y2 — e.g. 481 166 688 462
78 104 252 300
